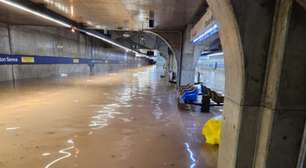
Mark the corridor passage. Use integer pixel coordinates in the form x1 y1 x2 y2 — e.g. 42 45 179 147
0 66 218 168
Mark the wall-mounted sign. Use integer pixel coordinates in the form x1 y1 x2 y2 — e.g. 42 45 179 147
73 59 80 63
21 57 35 63
0 56 19 64
0 54 123 65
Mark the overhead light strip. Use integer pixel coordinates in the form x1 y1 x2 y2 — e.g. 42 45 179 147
80 30 134 53
207 52 224 58
192 24 219 44
0 0 142 56
81 30 141 55
0 0 71 28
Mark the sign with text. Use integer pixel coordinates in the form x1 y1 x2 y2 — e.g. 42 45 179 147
0 54 122 65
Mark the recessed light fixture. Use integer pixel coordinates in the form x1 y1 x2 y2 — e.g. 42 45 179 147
123 33 130 38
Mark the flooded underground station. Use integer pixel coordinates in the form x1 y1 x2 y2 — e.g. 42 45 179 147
0 67 219 168
1 1 305 168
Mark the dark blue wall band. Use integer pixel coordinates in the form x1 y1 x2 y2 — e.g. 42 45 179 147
0 54 122 65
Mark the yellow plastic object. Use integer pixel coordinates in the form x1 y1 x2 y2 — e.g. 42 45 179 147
202 116 223 145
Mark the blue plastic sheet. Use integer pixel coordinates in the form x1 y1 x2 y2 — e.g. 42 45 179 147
180 87 199 103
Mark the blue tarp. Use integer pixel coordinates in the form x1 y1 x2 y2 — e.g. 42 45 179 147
180 87 199 103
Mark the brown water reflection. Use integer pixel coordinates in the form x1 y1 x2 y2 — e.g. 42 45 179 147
0 66 218 168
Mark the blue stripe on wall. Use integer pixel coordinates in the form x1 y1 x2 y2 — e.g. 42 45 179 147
0 54 122 65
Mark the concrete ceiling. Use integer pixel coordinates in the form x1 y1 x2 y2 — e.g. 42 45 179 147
31 0 206 31
112 31 169 56
0 2 54 26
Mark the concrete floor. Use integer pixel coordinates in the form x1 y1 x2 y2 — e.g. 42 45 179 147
0 66 218 168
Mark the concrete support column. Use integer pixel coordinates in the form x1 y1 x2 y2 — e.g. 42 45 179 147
156 0 305 167
206 0 278 167
205 0 305 167
179 25 197 85
255 1 306 167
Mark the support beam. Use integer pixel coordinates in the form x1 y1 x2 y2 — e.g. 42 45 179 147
256 1 306 167
297 0 306 9
180 25 197 85
206 0 276 167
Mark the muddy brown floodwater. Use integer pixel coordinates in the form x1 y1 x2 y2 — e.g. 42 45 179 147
0 66 218 168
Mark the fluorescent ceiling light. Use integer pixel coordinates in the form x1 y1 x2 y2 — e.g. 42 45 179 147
192 24 219 44
82 31 134 52
207 52 224 57
0 0 71 28
82 30 141 55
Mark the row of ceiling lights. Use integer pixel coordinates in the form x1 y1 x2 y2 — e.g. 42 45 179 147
0 0 152 59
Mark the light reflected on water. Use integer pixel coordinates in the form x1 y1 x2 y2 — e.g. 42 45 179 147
5 127 20 131
0 66 218 168
89 104 123 130
41 153 51 157
43 139 75 168
152 97 163 120
185 143 197 168
88 84 136 130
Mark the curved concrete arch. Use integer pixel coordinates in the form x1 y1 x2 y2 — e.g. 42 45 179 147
144 30 180 75
144 30 176 59
206 1 246 168
206 0 245 103
205 1 287 168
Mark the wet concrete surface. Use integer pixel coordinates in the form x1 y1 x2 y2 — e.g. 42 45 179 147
0 66 218 168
